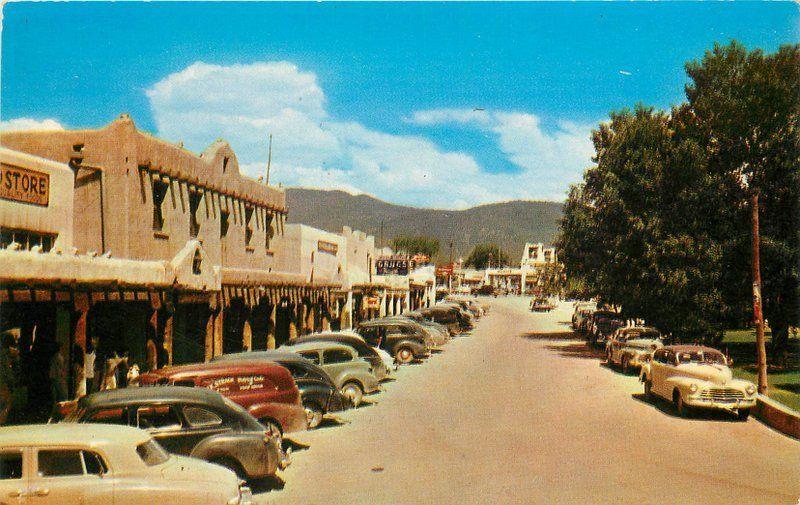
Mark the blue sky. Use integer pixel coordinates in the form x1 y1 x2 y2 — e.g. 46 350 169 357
2 2 798 208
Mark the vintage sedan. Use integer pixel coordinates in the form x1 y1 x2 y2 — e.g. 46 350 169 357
587 310 625 346
357 319 431 364
530 297 556 312
606 326 663 374
134 361 308 436
0 424 253 505
213 350 352 429
64 386 288 481
392 312 451 346
281 342 380 407
571 302 596 330
640 345 757 420
292 331 391 381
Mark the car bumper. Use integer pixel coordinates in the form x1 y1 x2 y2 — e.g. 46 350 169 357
684 396 757 410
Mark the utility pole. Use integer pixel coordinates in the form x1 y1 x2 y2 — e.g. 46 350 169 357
379 220 384 250
751 190 768 395
448 241 454 293
265 134 273 186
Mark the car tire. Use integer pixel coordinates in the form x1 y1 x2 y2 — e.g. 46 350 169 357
737 409 751 422
395 346 415 365
341 381 364 407
674 390 690 418
304 402 324 429
621 356 630 375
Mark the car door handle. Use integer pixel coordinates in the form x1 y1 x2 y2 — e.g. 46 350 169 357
8 488 27 498
32 488 50 497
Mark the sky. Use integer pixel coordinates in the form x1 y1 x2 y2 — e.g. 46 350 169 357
2 2 798 209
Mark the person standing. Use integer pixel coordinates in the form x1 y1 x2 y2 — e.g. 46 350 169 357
71 344 85 399
84 337 98 394
48 342 68 405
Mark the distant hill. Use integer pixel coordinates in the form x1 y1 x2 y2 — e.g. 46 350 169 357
285 188 563 263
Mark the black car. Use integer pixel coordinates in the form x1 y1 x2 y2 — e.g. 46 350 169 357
588 310 626 346
63 386 287 481
213 350 352 429
420 305 473 333
357 320 431 364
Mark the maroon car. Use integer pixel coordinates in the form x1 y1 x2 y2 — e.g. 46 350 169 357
135 361 308 435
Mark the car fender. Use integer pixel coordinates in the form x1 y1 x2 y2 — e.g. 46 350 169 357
248 402 308 433
392 339 426 356
639 363 651 383
190 432 277 479
664 376 703 398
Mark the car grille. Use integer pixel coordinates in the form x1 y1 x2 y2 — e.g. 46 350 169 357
699 388 744 402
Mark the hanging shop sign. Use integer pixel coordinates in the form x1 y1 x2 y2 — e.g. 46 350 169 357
376 256 416 276
1 163 50 206
317 240 338 255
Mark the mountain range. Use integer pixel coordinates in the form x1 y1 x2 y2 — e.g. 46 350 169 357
285 188 563 264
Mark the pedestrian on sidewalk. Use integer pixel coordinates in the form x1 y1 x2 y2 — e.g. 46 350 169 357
49 342 68 404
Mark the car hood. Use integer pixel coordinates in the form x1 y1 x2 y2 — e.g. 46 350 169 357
674 363 734 385
625 339 663 351
161 455 239 486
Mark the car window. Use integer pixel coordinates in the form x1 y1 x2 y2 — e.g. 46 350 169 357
37 450 84 477
298 351 320 365
0 451 23 480
183 406 223 427
323 349 352 364
82 451 107 476
86 407 128 425
136 439 170 467
136 405 182 430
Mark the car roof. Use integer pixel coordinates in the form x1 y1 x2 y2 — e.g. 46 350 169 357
146 360 287 378
80 385 227 409
213 350 315 365
0 423 149 447
620 326 659 333
282 341 352 353
663 345 723 354
592 310 620 316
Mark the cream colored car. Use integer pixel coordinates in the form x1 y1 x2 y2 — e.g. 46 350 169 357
0 424 253 505
640 345 757 420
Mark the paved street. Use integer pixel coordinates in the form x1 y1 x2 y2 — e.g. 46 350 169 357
261 297 800 505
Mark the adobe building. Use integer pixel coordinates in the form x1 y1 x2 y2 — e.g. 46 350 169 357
1 116 339 419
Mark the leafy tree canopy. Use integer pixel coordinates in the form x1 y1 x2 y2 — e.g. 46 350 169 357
390 235 440 258
465 243 510 270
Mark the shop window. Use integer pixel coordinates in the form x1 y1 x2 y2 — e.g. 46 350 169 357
244 205 254 247
152 179 169 231
220 210 230 238
0 227 56 252
189 190 202 238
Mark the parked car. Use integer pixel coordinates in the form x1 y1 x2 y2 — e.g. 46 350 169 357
437 302 476 325
292 331 391 381
587 310 625 346
0 424 253 505
395 311 451 345
606 326 663 374
571 302 596 330
280 342 380 407
530 297 556 312
474 285 496 296
640 345 757 420
63 386 287 481
420 305 472 333
212 350 352 429
134 361 307 435
379 315 449 348
357 319 432 364
444 296 483 317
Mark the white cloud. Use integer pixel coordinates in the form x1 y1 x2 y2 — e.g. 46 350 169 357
147 62 594 208
0 118 64 132
409 108 595 199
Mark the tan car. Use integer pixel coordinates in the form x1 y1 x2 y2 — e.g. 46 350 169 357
640 345 757 420
605 326 663 374
0 424 252 505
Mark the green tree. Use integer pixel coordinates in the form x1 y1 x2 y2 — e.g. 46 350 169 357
389 235 440 258
684 41 799 355
464 244 510 270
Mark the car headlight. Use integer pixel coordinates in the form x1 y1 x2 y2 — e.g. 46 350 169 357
746 384 756 396
689 383 698 393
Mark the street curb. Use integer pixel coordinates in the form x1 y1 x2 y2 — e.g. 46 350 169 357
755 395 800 440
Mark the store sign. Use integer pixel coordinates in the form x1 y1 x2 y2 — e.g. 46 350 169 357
376 256 416 276
436 264 454 277
1 164 50 206
318 240 338 255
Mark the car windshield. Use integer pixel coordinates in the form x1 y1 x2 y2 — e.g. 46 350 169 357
676 350 726 365
136 439 170 466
